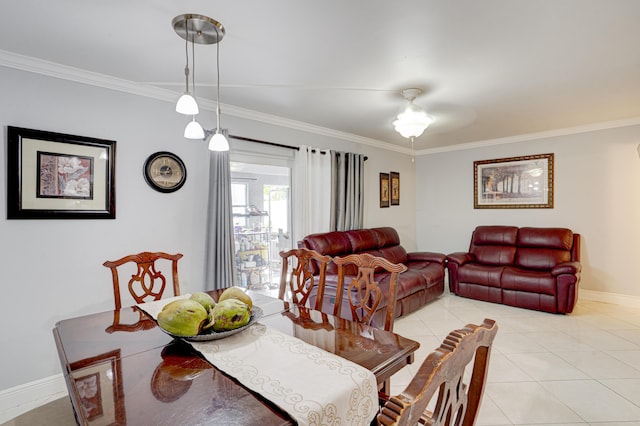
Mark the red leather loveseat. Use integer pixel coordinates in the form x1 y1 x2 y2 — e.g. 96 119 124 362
447 226 581 314
299 227 446 321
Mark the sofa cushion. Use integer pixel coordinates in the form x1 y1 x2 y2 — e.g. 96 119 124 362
405 260 446 287
379 245 408 265
303 231 352 255
472 226 518 245
302 231 352 274
515 227 573 270
470 226 518 266
346 229 379 252
458 264 503 288
515 248 572 271
517 227 573 250
502 267 557 295
372 227 401 247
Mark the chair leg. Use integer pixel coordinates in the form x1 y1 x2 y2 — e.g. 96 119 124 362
380 379 390 396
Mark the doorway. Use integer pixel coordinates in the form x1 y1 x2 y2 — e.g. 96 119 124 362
230 162 291 289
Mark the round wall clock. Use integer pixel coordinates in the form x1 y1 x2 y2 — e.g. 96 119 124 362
143 151 187 193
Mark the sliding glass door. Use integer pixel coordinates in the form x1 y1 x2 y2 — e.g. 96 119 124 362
230 161 291 289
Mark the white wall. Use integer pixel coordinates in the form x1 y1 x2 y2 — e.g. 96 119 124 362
415 124 640 299
0 67 415 392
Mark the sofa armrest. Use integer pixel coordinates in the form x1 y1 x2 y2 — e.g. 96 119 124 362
407 251 446 265
551 261 581 276
446 252 475 266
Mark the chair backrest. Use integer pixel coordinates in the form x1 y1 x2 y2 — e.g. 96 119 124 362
377 319 498 426
333 253 407 332
103 251 183 310
278 248 331 310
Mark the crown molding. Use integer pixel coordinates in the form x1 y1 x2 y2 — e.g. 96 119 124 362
3 49 636 158
417 116 640 156
0 49 410 155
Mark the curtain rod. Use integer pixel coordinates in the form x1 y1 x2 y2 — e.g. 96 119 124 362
229 134 368 161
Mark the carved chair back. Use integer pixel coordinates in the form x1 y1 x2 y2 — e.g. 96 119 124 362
278 248 331 310
332 253 407 333
103 251 183 310
376 319 498 426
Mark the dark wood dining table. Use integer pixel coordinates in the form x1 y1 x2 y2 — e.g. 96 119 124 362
53 289 419 425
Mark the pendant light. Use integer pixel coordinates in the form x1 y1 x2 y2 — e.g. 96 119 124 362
208 22 229 151
173 14 229 151
175 24 199 115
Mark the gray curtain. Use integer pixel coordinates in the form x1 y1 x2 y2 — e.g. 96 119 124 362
330 151 365 231
204 134 236 289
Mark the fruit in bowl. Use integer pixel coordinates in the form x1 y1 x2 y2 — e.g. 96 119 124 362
190 291 216 311
217 286 253 309
157 299 208 337
157 289 255 338
204 299 251 332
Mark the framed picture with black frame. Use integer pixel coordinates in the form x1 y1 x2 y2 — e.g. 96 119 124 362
7 126 116 219
379 172 390 208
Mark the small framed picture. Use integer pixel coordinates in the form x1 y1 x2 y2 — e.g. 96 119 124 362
380 172 390 208
7 126 116 219
390 171 400 205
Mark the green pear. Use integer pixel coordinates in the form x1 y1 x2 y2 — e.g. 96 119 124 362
157 299 208 337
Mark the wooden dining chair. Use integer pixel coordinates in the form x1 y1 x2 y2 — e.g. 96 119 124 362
376 318 498 426
278 248 331 310
332 253 407 333
103 251 183 310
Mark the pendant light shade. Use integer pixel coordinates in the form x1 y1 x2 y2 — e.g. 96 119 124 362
184 117 205 139
393 88 432 139
208 131 229 151
176 93 199 115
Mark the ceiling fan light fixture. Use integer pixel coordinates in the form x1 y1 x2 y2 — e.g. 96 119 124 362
393 88 432 139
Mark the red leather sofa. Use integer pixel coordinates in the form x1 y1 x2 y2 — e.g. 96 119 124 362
447 226 581 314
299 227 446 321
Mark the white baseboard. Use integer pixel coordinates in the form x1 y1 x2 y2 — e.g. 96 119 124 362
580 289 640 309
0 374 67 424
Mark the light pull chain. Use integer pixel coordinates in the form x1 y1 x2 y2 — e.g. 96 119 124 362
411 136 415 163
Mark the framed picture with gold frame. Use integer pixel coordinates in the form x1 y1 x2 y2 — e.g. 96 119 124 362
379 172 390 208
390 171 400 205
474 153 554 209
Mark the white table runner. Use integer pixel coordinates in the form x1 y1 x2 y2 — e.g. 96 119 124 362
137 295 378 426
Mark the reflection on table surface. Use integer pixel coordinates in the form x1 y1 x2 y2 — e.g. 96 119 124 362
53 289 419 425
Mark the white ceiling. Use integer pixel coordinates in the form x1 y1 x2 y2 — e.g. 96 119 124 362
1 1 639 153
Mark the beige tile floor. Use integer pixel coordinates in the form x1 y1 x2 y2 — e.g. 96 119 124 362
390 292 640 425
6 290 640 425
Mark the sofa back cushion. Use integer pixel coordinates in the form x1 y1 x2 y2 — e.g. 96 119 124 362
373 227 408 264
300 227 408 275
346 229 379 252
301 231 352 274
515 227 574 270
469 226 518 266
